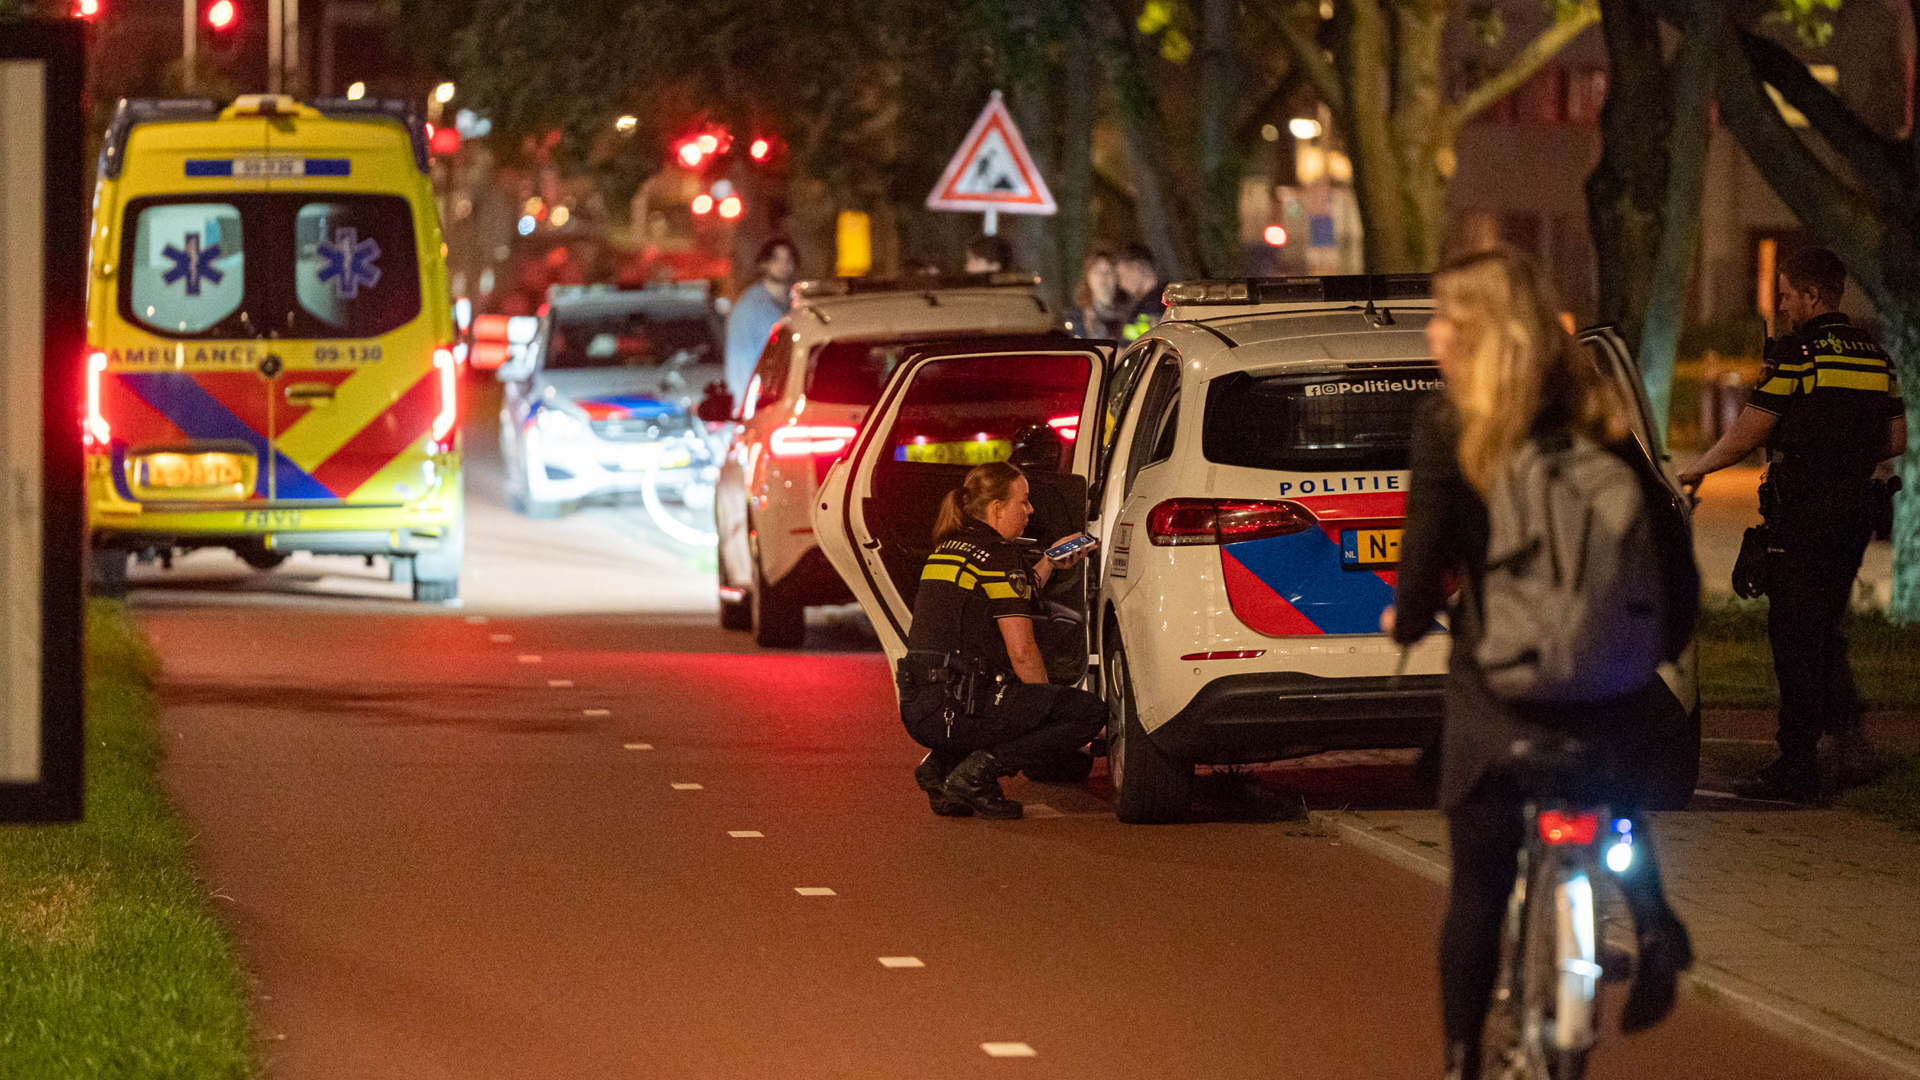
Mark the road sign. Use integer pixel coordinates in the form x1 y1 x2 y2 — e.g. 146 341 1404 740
0 22 87 823
926 91 1055 234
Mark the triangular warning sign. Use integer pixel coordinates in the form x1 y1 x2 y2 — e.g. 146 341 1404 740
926 91 1057 216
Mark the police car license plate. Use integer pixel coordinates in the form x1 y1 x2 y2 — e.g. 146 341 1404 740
1341 528 1401 568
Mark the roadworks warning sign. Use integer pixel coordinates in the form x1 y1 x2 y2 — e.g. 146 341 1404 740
925 91 1057 215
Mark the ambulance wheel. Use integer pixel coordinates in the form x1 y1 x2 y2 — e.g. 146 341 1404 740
751 560 805 648
1105 638 1191 824
89 547 129 600
237 546 287 571
412 516 464 603
717 544 752 631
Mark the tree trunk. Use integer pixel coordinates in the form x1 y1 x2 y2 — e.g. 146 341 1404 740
1053 2 1097 306
1585 0 1672 350
1196 0 1242 275
1100 6 1194 280
1635 14 1711 444
1390 1 1449 270
1336 0 1413 272
1887 300 1920 620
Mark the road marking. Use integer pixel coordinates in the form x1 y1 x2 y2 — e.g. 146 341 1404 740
794 887 835 896
1702 737 1774 746
489 633 512 642
728 830 763 838
465 615 489 624
517 655 543 663
878 956 924 968
671 783 704 790
1025 803 1063 818
623 743 652 751
981 1043 1036 1058
584 708 611 716
547 679 574 688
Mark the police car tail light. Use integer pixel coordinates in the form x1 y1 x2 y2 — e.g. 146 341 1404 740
1147 498 1314 546
769 424 858 459
84 350 111 448
430 347 460 451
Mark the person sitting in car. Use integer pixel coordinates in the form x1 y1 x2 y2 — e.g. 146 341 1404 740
896 462 1104 819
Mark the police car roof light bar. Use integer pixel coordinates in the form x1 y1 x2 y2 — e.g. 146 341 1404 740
792 271 1042 301
1161 273 1432 308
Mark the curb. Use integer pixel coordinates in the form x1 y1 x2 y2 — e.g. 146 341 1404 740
1309 809 1920 1080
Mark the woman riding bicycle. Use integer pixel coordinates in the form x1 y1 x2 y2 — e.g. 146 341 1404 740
1389 246 1698 1079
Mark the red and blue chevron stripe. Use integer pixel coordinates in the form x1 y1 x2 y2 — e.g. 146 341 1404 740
1219 490 1402 637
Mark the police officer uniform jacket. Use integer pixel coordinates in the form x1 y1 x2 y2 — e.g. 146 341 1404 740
1750 313 1902 487
904 517 1037 677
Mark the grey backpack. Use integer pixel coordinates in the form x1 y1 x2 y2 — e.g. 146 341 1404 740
1476 434 1664 703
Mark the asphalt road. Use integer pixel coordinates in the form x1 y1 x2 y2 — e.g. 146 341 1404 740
136 384 1879 1079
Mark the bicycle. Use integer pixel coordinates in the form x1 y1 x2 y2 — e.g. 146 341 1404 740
1484 743 1639 1080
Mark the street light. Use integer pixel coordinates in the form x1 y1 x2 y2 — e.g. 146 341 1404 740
615 115 638 134
1288 117 1323 140
346 81 366 101
434 82 456 104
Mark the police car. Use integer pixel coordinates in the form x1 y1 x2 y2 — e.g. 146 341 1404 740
816 276 1699 822
496 283 725 519
712 272 1063 646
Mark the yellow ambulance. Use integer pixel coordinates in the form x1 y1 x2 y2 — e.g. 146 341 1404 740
86 95 462 600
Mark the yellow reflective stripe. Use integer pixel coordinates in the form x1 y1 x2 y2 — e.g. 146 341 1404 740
1757 377 1801 396
982 582 1020 599
1816 367 1891 392
921 563 960 583
1774 360 1814 371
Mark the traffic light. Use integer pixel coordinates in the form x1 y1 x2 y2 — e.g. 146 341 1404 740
71 0 102 21
204 0 239 50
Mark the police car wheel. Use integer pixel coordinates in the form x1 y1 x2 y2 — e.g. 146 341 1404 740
751 560 805 648
89 547 129 600
1104 638 1191 824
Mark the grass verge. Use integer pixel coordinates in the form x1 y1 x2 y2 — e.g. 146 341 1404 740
1696 597 1920 711
0 601 253 1077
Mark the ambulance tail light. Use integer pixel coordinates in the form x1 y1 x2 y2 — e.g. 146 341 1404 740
1147 498 1314 546
84 350 110 448
430 346 460 450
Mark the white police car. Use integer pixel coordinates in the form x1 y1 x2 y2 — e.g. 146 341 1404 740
497 283 725 519
817 275 1699 823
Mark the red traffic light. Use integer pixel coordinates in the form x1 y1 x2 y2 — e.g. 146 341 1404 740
72 0 102 20
717 195 743 220
748 138 771 162
206 0 236 30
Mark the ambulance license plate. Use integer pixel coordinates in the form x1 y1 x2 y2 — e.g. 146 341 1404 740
1341 528 1401 568
137 451 248 489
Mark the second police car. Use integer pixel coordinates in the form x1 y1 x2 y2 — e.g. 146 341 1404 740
816 275 1700 822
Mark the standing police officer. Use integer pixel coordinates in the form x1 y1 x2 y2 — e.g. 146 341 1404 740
1679 247 1907 802
898 462 1106 819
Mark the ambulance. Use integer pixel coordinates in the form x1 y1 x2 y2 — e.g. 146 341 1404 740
85 95 461 600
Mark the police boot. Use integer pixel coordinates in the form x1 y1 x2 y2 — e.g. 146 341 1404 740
1621 915 1694 1034
915 752 973 817
941 750 1022 820
1731 756 1820 804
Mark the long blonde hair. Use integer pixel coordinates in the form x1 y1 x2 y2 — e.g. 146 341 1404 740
1433 246 1631 495
933 462 1026 542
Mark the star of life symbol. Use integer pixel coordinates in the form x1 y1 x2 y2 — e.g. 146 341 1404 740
315 227 383 299
161 232 224 296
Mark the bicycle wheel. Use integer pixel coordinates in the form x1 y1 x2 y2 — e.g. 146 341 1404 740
1484 850 1539 1080
1536 850 1599 1080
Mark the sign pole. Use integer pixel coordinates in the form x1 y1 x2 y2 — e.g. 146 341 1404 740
925 91 1056 244
983 207 997 237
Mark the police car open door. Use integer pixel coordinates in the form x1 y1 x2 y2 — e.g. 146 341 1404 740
814 335 1112 670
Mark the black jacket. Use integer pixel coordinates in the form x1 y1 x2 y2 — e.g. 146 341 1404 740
1392 397 1699 811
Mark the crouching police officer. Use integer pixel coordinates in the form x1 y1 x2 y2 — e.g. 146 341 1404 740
1680 247 1907 802
898 462 1106 819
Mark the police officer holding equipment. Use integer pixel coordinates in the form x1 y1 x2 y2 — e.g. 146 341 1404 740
1679 247 1907 802
899 462 1106 820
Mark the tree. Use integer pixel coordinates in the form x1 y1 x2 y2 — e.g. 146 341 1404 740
1264 0 1602 273
1655 0 1920 616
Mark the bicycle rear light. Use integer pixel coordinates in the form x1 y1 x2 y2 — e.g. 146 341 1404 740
1537 809 1599 845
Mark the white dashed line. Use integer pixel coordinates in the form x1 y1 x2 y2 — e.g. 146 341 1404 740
583 709 611 716
517 655 543 663
878 956 924 968
671 783 704 791
489 633 512 642
728 830 763 838
981 1043 1036 1058
547 679 574 688
623 743 652 751
794 887 836 896
465 615 489 624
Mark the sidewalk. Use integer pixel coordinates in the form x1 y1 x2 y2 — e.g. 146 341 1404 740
1688 465 1894 607
1311 804 1920 1078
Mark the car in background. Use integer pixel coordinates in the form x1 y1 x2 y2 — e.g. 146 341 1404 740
816 275 1700 822
498 283 726 519
712 272 1066 646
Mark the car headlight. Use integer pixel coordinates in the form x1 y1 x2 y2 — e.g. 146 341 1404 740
536 408 589 440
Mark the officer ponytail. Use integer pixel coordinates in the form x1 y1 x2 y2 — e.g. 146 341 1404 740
933 461 1026 542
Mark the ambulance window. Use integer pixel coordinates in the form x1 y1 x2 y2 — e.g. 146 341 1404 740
1203 367 1444 470
293 198 421 337
126 203 245 335
886 353 1090 471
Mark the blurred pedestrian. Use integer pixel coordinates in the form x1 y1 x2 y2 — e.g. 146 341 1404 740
1067 249 1127 339
965 234 1013 274
895 463 1103 820
1678 247 1906 801
1392 246 1697 1078
1115 244 1164 340
723 237 797 404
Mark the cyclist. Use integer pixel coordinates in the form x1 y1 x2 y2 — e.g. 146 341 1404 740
895 462 1104 820
1388 247 1698 1078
